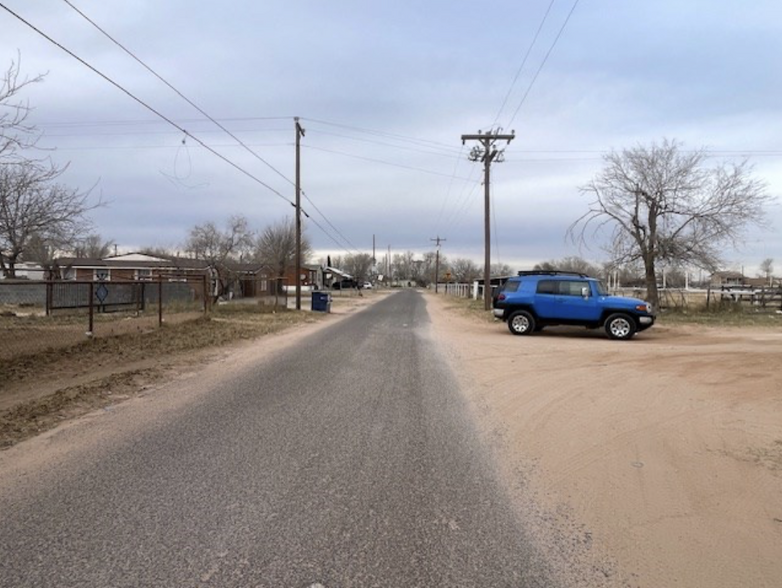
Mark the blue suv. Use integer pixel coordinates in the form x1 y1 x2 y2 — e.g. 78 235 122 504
493 271 655 340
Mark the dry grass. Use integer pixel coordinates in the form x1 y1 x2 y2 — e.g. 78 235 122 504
432 293 496 322
659 305 782 327
0 306 324 448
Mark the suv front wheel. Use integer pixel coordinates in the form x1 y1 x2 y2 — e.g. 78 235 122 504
508 310 536 336
604 313 636 340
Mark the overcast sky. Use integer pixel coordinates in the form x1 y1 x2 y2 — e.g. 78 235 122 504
2 0 781 274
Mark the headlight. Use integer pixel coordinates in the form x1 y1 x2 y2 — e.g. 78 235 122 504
636 303 652 314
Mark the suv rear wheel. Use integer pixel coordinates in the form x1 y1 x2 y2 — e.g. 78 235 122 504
605 313 636 340
508 310 536 336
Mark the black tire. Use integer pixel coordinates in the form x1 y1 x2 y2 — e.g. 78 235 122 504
508 310 536 336
604 313 636 340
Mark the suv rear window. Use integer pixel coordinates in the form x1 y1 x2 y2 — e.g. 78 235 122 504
536 279 587 296
536 280 558 295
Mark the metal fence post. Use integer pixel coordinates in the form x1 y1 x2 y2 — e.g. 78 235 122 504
203 273 208 315
88 282 94 337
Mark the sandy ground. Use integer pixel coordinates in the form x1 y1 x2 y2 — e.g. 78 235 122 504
425 293 782 588
2 290 780 587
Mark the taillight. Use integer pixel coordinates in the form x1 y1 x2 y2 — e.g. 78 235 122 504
498 293 506 301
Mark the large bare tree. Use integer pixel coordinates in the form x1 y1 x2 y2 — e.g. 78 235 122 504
343 253 373 286
255 217 312 288
450 258 481 283
758 257 774 285
569 139 771 307
534 256 602 277
185 215 253 300
1 54 45 162
0 161 96 277
72 234 116 259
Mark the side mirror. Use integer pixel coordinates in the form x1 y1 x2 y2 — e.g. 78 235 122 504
581 286 590 298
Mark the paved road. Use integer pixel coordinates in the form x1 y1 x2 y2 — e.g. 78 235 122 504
0 290 557 587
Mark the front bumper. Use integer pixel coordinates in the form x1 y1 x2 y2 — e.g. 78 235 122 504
637 315 656 331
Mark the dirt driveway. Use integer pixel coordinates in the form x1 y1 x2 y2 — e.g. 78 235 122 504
426 293 782 588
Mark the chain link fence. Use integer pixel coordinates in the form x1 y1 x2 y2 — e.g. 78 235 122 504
0 277 209 361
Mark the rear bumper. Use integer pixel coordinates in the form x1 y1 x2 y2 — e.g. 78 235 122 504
492 308 505 319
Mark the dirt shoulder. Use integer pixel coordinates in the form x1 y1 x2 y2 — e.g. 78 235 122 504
425 293 782 588
0 292 386 448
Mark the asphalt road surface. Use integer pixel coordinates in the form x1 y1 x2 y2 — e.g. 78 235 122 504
0 290 558 587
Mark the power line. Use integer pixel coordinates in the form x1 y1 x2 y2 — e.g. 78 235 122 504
442 179 481 233
310 129 463 158
493 0 557 126
38 127 292 138
61 0 297 190
301 191 360 253
433 144 466 233
505 0 582 130
492 183 501 267
305 214 356 256
0 2 295 207
35 116 293 128
63 0 364 261
303 117 459 152
8 2 359 258
303 144 474 180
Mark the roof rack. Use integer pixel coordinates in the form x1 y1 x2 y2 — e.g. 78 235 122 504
517 270 590 278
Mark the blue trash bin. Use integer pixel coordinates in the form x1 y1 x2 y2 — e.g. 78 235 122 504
311 291 331 313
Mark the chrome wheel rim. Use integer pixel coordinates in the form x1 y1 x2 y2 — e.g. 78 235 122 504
610 318 631 338
511 315 530 333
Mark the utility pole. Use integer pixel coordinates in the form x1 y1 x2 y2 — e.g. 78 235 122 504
431 236 446 293
461 129 514 310
295 117 305 310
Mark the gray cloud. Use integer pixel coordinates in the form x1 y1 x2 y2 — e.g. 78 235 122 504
2 0 780 274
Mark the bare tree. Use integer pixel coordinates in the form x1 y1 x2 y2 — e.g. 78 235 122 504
534 256 602 277
450 258 481 283
185 215 253 300
255 217 312 290
72 234 116 259
0 161 97 278
569 139 772 308
489 262 513 277
343 253 373 286
1 54 45 162
140 246 177 258
392 251 416 282
759 257 774 285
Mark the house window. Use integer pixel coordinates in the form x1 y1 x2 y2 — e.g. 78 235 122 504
136 269 152 281
94 268 110 281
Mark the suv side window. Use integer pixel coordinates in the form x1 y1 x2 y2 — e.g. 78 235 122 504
561 280 587 296
536 280 558 295
503 281 520 293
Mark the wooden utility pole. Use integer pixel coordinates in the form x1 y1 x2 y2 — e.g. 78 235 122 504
295 117 305 310
461 129 514 310
431 236 446 293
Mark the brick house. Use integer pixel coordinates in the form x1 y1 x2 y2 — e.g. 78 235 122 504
54 253 210 282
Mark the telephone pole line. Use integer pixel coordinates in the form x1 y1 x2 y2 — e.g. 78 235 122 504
461 129 514 310
431 236 446 293
294 117 305 310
